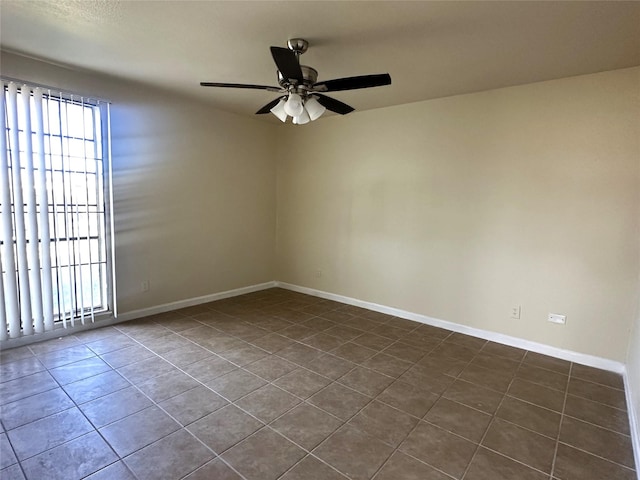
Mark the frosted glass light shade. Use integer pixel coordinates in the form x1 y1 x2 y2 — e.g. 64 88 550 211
284 93 304 117
292 108 310 125
270 98 288 122
305 96 326 121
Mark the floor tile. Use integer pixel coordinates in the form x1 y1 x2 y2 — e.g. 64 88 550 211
220 344 269 366
352 332 395 351
181 355 237 382
99 406 180 457
0 356 46 382
361 353 412 377
470 352 520 376
445 332 487 350
222 428 306 480
348 400 418 447
235 384 300 422
523 351 571 374
0 464 25 480
313 424 394 480
459 363 514 392
571 363 624 389
308 383 371 421
331 342 377 363
377 380 440 418
20 431 117 480
248 333 293 353
559 415 635 468
0 346 34 365
99 344 156 369
159 344 213 368
0 433 17 469
564 394 630 434
28 336 82 356
49 356 112 385
0 387 74 430
338 366 393 397
416 353 469 377
270 403 343 450
482 418 556 473
276 343 323 366
84 461 136 480
443 379 504 414
430 342 477 362
63 370 130 404
399 365 455 395
567 376 626 410
8 407 93 461
244 355 297 381
481 342 527 361
117 356 176 385
382 342 425 363
374 451 450 480
80 386 153 428
323 325 365 341
506 377 565 412
424 397 492 443
137 369 200 402
553 442 636 480
496 396 561 438
187 404 263 454
464 447 548 480
399 421 477 479
0 371 58 406
205 369 266 401
159 385 228 426
124 429 214 480
515 363 568 392
85 333 137 355
184 458 243 480
303 332 346 351
35 345 96 369
139 333 194 355
274 368 332 398
306 354 356 380
280 455 348 480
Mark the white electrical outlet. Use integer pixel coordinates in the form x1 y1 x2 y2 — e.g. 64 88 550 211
548 313 566 325
141 280 149 292
315 270 322 278
511 305 521 319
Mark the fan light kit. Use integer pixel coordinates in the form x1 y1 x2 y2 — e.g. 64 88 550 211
201 38 392 124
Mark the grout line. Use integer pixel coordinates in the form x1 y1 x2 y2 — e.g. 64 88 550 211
549 361 572 479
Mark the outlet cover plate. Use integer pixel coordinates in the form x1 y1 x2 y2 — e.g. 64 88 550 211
548 313 566 325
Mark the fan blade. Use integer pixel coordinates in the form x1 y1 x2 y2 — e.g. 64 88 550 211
313 73 391 92
270 47 303 83
315 94 355 115
255 97 283 115
200 82 282 92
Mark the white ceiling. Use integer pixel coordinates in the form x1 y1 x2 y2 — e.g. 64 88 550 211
1 1 639 121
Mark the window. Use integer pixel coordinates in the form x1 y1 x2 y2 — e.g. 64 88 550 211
1 80 114 340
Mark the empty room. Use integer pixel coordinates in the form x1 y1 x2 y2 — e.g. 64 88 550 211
0 1 639 479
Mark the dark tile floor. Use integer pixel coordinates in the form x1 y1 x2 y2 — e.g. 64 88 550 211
0 288 635 480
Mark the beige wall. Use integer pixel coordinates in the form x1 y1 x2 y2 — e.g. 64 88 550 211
276 67 640 362
1 52 278 314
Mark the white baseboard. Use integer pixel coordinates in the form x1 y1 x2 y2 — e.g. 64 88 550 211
623 373 640 479
276 281 625 374
116 281 278 322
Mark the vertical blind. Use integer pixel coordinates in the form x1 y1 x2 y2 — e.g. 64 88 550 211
0 80 114 340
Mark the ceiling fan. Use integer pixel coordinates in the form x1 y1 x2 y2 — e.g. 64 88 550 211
200 38 392 124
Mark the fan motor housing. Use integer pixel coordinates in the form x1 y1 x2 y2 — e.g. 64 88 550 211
277 65 318 88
